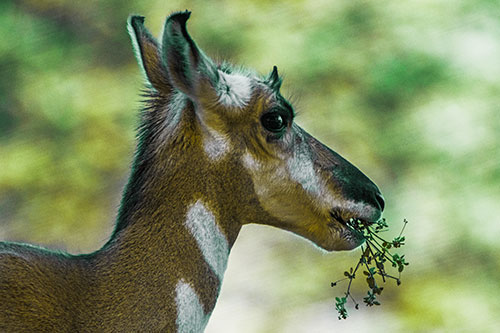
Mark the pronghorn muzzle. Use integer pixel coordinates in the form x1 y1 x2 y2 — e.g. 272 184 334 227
304 129 385 226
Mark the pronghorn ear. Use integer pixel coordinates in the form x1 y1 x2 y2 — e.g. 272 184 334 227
127 15 171 94
267 65 282 91
162 11 219 99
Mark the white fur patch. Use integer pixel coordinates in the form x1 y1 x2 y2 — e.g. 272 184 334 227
175 280 209 332
185 200 230 281
241 151 261 171
286 129 336 208
203 127 230 160
286 135 321 196
218 70 252 108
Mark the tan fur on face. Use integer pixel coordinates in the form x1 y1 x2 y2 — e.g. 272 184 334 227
178 82 365 251
241 148 362 251
229 87 365 251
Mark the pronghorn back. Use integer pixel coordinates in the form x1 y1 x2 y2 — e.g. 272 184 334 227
0 11 384 332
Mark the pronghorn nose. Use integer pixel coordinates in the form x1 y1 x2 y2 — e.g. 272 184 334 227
375 192 385 212
303 129 385 215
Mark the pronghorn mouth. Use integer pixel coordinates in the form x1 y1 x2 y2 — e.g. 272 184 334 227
325 209 367 251
328 210 375 229
328 210 347 227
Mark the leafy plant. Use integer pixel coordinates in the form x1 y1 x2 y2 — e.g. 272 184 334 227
331 218 408 320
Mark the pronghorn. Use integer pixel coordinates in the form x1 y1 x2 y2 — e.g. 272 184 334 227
0 11 385 332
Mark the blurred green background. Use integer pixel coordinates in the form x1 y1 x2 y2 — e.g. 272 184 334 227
1 0 499 331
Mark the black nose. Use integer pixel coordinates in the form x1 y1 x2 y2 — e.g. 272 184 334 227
375 192 385 212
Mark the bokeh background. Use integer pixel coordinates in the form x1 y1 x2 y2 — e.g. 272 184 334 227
1 0 499 331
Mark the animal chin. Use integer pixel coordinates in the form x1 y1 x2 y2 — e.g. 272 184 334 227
321 229 365 251
324 215 366 251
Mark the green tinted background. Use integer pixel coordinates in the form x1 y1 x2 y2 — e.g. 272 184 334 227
1 0 499 331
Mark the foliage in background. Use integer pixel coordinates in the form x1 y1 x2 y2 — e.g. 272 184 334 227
1 0 499 331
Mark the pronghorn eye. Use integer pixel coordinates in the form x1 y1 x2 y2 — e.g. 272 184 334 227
261 112 286 133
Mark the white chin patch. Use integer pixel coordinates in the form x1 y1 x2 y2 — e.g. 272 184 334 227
217 70 252 108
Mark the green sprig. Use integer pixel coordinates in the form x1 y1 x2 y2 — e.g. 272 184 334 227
331 218 409 319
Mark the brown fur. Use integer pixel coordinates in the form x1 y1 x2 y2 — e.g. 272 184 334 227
0 11 384 331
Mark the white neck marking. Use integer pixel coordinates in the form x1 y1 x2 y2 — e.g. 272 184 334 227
185 200 230 281
175 280 209 332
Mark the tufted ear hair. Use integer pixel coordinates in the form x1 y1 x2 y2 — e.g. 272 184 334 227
127 15 171 94
266 65 282 92
161 11 219 100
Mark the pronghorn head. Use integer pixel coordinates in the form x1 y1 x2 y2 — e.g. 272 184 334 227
128 11 385 252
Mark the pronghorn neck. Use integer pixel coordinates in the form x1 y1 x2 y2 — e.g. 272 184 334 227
93 95 253 330
113 94 245 248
